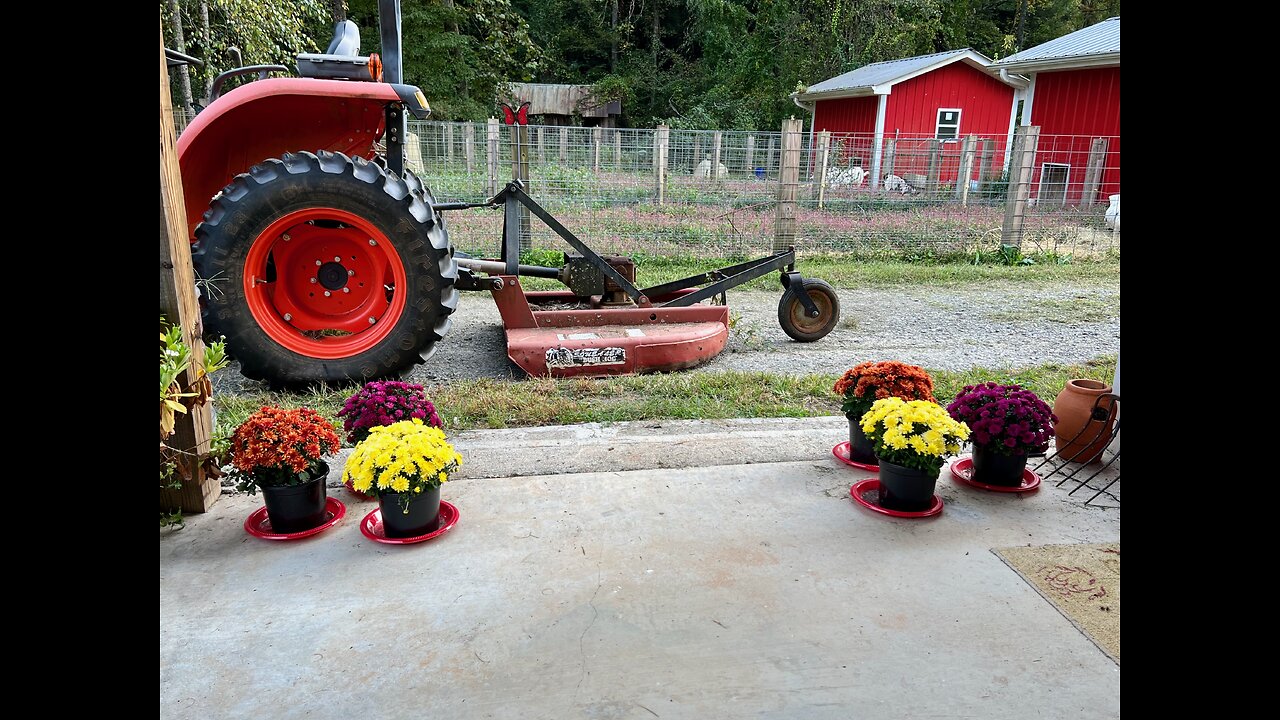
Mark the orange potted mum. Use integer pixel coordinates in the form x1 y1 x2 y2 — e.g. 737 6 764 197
229 406 340 533
833 361 936 464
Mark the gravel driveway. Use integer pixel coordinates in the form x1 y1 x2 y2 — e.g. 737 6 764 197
407 280 1119 382
213 279 1118 393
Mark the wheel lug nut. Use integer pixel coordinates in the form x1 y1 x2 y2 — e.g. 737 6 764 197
310 277 317 283
324 291 332 297
315 260 322 266
334 256 341 262
282 233 291 241
348 269 355 276
368 317 376 324
283 313 292 321
342 287 350 293
369 239 377 246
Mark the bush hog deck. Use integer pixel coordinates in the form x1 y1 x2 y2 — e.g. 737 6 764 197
174 0 839 387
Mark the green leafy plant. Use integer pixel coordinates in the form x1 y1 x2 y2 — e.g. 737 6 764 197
160 317 230 527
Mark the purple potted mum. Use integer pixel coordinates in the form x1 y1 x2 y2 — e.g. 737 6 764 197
337 381 443 500
338 380 443 444
946 383 1056 486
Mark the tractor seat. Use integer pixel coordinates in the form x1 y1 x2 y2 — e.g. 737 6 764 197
297 19 382 81
325 20 361 56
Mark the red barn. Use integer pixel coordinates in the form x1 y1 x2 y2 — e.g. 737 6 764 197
792 49 1024 189
992 17 1120 205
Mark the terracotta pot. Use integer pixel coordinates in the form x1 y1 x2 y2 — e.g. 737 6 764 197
1053 379 1116 463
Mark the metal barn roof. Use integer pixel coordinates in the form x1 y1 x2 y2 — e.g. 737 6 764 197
993 17 1120 71
794 48 1018 101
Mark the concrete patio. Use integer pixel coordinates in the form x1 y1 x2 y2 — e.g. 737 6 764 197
160 417 1120 719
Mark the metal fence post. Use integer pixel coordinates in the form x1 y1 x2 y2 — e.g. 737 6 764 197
654 125 669 205
464 122 475 173
767 136 778 176
486 117 499 196
1082 137 1109 205
614 130 622 167
444 123 454 162
956 134 977 205
774 117 802 252
745 135 755 173
537 126 546 165
1001 125 1040 249
593 126 602 172
815 130 831 207
559 127 568 163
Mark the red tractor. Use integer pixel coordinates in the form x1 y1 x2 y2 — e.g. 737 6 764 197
176 0 839 387
178 1 455 386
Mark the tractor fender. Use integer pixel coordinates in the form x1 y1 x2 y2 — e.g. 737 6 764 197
176 77 430 241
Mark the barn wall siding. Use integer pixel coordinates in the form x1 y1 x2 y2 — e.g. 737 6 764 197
1030 66 1121 204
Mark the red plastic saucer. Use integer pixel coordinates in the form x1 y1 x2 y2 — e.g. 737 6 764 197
949 457 1041 493
360 501 460 545
849 478 943 518
343 478 376 501
832 441 879 471
244 497 347 540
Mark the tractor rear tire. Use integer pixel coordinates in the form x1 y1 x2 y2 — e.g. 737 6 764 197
778 278 840 342
193 151 457 387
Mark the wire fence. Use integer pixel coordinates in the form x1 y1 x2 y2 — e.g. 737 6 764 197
173 110 1120 261
406 121 1120 261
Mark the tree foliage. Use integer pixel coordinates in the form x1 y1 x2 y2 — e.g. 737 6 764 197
162 0 1120 127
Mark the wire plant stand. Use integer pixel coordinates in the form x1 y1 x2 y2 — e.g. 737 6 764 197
1031 393 1120 507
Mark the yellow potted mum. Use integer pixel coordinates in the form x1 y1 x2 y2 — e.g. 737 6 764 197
861 397 970 511
343 419 463 538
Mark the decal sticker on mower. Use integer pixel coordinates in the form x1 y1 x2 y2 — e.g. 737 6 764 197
546 346 626 368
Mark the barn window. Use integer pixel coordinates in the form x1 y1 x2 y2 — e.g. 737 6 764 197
936 108 962 140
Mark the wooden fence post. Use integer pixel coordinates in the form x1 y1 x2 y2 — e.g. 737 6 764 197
815 130 831 207
592 126 602 172
1081 137 1109 205
774 117 802 252
745 135 755 173
956 134 977 205
464 122 475 173
486 118 501 196
654 125 669 205
509 124 531 249
159 25 217 513
711 131 723 181
1001 125 1040 248
882 138 897 182
559 127 568 163
926 139 942 192
978 138 996 183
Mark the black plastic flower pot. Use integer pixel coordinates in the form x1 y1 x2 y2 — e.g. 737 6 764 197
260 464 329 534
876 459 939 511
379 485 441 538
971 446 1028 486
847 413 876 463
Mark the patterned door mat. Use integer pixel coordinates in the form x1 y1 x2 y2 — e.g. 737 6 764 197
994 543 1120 663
